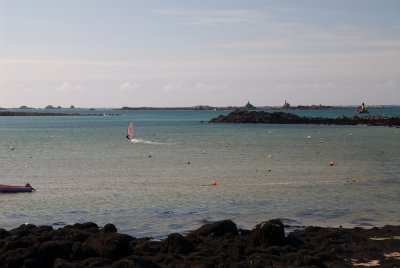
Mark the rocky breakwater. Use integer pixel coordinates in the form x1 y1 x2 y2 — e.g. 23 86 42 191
1 219 400 267
209 110 400 127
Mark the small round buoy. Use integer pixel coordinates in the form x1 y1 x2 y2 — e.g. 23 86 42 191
187 162 190 165
148 155 152 158
319 140 323 143
268 169 272 172
267 154 272 158
307 135 311 139
349 133 353 136
224 144 228 147
329 161 335 166
212 181 217 186
10 146 14 150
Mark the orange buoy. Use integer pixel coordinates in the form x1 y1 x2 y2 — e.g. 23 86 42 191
212 181 217 186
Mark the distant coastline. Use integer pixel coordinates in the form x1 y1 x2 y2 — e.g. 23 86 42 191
118 104 398 111
0 111 119 116
0 104 399 112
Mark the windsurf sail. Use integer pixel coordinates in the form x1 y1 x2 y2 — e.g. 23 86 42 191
127 121 134 140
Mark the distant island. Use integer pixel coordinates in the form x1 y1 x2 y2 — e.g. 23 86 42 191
118 101 396 111
0 111 119 116
118 105 233 111
19 105 35 109
209 110 400 127
0 111 81 116
45 105 63 109
279 100 337 110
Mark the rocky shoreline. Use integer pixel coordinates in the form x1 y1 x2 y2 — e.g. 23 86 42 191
209 110 400 127
1 219 399 267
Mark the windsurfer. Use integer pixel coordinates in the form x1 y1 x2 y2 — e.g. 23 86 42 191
126 121 134 140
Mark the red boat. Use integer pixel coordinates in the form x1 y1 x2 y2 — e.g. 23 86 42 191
0 183 35 193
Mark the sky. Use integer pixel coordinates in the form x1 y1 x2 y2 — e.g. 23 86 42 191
1 0 399 108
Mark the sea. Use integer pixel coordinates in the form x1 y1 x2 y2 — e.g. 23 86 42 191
1 107 400 238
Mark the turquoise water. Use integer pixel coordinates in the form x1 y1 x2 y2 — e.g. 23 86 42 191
1 108 400 237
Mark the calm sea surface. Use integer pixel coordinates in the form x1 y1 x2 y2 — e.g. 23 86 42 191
1 108 400 237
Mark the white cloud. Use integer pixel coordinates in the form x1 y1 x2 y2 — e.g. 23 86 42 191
378 80 397 89
274 82 334 91
192 82 227 92
120 82 141 91
212 23 400 54
163 81 185 92
150 8 266 27
55 81 84 92
163 81 228 93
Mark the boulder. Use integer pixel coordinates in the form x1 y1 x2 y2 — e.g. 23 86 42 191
0 247 37 268
103 223 118 233
162 233 194 254
54 257 113 268
190 220 239 237
9 224 37 237
22 258 44 268
68 222 99 231
0 228 10 239
249 219 285 247
55 228 92 243
112 256 159 268
37 240 73 265
78 233 133 260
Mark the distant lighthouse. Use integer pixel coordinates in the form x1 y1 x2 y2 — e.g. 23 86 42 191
283 100 290 109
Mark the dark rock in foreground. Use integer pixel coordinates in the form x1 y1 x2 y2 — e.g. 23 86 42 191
1 219 400 267
209 110 400 126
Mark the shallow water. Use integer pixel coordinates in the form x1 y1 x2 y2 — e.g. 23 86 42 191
1 108 399 237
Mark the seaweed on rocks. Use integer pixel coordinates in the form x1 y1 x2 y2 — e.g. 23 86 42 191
0 220 399 267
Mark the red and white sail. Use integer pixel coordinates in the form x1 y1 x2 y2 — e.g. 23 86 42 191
127 121 134 140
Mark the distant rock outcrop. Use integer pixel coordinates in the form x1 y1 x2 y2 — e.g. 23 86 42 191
209 110 400 126
19 105 34 109
242 101 257 110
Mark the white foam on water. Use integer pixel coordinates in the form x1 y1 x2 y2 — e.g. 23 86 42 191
130 138 164 145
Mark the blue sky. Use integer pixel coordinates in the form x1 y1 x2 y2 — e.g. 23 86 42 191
1 0 399 107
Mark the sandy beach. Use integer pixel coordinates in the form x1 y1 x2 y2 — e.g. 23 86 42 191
1 219 400 267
